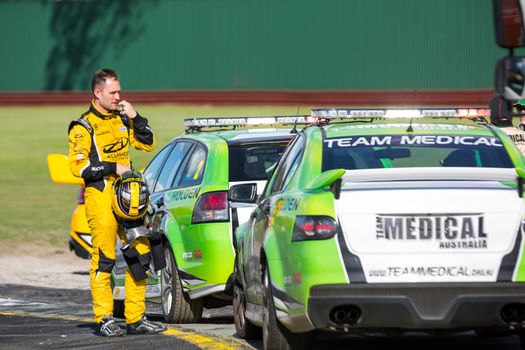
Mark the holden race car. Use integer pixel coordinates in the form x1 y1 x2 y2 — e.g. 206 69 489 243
231 108 525 349
147 116 305 323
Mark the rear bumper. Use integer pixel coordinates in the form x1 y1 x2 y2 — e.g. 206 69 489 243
307 282 525 332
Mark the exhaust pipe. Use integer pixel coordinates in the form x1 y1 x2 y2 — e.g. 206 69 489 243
501 303 525 324
330 305 362 325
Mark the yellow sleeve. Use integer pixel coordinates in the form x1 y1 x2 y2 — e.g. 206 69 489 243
68 124 91 178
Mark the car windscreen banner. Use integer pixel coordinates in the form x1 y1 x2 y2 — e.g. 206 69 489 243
323 134 503 149
322 134 513 170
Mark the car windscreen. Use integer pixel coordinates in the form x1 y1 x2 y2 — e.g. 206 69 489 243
229 141 290 181
322 134 514 170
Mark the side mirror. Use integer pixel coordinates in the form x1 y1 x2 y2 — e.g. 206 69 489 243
493 0 525 48
496 56 525 100
228 183 257 203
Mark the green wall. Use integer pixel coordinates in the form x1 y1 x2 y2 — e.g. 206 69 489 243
0 0 512 91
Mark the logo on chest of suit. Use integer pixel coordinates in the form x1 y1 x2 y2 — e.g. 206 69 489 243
103 137 129 153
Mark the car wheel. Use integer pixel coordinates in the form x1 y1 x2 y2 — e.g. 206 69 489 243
161 244 203 323
233 265 261 338
262 265 312 350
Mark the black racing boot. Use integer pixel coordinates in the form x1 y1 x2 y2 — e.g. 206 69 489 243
98 315 124 337
126 315 167 335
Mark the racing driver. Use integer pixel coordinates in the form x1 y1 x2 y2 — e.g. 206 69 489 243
67 68 165 336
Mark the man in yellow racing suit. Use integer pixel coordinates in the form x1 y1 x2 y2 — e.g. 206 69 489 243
67 68 165 336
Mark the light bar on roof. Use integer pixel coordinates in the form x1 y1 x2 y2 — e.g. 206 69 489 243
184 115 310 128
310 108 490 119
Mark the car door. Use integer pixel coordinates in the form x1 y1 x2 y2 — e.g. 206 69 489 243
146 141 194 237
247 134 306 305
163 141 207 265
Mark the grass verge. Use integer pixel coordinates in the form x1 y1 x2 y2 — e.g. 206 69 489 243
0 104 303 250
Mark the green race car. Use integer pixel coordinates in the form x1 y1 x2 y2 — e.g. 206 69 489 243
231 108 525 349
140 116 304 323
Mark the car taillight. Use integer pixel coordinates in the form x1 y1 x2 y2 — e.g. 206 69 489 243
192 191 229 224
77 187 85 204
291 216 338 242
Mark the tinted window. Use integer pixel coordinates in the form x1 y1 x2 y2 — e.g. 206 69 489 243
322 134 514 170
155 141 193 192
267 135 305 194
228 141 290 181
178 144 207 188
143 144 173 193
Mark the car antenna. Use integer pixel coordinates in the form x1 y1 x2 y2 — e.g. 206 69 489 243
290 104 300 134
406 118 414 132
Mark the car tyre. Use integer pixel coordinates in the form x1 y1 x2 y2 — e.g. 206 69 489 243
161 244 203 323
233 275 261 338
262 265 312 350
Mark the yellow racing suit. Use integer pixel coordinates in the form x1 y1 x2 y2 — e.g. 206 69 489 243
67 101 156 324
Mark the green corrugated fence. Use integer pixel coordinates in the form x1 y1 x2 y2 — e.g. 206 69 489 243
0 0 517 92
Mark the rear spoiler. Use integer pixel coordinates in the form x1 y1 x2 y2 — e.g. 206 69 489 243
339 167 523 198
341 167 518 183
47 153 84 185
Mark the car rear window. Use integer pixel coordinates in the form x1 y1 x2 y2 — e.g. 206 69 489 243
322 134 514 170
229 142 290 181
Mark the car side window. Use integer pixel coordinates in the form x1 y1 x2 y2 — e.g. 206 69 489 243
154 141 193 192
143 144 174 193
267 134 305 195
176 143 207 188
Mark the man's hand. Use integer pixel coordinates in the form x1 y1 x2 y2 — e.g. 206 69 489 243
116 163 131 175
118 100 137 119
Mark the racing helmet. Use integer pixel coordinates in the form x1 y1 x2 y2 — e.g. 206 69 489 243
112 170 150 220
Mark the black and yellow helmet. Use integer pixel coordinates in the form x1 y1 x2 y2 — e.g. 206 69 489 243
112 170 149 220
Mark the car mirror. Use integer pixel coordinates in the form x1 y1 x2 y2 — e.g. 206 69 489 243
228 183 258 203
496 56 525 100
493 0 525 48
374 148 411 160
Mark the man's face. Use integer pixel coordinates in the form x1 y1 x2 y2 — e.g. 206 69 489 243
93 77 121 112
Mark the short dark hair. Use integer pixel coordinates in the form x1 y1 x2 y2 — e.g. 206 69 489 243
91 68 119 93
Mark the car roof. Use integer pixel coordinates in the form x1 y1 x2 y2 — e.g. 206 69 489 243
184 128 296 145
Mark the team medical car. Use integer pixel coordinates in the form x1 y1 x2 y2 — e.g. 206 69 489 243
230 108 525 350
48 115 302 322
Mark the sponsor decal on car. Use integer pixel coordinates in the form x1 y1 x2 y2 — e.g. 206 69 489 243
368 265 495 278
166 187 200 203
324 135 503 148
375 213 488 249
274 198 300 215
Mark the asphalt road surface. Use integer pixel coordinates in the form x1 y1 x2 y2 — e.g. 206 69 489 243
1 284 524 349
